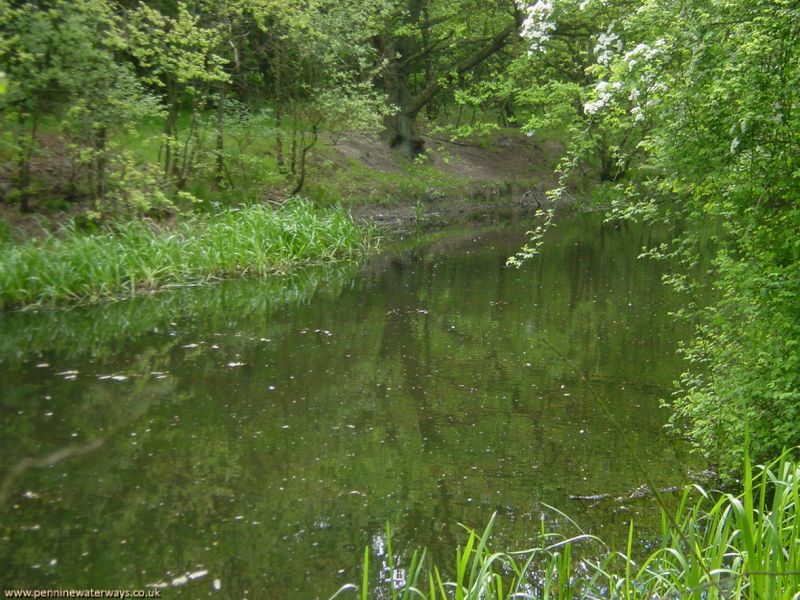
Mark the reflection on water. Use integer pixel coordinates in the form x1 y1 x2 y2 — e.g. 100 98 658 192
0 214 697 597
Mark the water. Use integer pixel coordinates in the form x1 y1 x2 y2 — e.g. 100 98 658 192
0 213 697 597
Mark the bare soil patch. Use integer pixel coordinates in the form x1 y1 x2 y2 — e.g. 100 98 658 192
329 130 567 231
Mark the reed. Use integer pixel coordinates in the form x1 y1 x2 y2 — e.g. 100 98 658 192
0 199 376 309
335 450 800 599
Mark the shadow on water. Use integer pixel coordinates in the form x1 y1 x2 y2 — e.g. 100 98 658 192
0 213 700 597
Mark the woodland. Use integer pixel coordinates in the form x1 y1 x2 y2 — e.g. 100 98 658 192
1 1 799 597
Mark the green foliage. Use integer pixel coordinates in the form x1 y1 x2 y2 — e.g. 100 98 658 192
0 0 399 213
125 2 227 92
512 0 800 474
339 450 800 599
0 199 375 308
606 0 800 474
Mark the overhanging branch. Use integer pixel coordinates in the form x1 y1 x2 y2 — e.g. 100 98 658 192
407 21 516 117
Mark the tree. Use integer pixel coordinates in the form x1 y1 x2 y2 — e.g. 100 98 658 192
517 0 800 473
375 0 519 158
249 0 392 192
0 0 160 212
125 1 228 187
1 0 70 212
510 0 647 182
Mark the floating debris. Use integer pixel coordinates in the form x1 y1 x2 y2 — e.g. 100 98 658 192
99 374 129 382
188 570 208 580
147 582 168 590
148 569 210 590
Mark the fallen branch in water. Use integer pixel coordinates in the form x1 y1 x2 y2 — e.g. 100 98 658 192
0 437 106 506
569 469 718 506
0 394 155 506
570 484 682 505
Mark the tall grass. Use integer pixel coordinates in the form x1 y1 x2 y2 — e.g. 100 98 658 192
335 450 800 599
0 199 376 308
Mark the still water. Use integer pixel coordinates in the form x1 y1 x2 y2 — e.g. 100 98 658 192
0 214 697 597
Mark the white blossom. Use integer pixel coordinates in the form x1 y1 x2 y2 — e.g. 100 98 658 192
595 27 621 66
772 101 784 124
623 38 667 68
584 80 621 115
517 0 556 52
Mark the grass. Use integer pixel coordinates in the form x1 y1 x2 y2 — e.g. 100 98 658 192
335 449 800 599
0 198 377 309
305 156 467 208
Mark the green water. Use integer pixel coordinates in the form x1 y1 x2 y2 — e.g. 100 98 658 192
0 214 698 597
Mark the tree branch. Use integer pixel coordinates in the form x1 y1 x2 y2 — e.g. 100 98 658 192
407 21 515 117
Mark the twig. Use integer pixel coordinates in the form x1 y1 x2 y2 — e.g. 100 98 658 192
570 484 682 504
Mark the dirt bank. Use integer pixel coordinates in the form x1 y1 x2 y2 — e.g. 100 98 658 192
318 130 570 232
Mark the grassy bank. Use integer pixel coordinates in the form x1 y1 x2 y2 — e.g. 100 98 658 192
337 451 800 599
0 199 376 309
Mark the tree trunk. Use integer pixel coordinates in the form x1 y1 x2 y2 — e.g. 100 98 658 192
163 80 179 183
598 130 618 181
389 110 424 159
380 0 427 159
380 12 515 160
290 102 298 175
16 113 37 214
274 39 285 171
291 120 319 196
215 85 226 188
381 35 421 157
382 51 424 157
93 126 107 202
421 0 437 120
